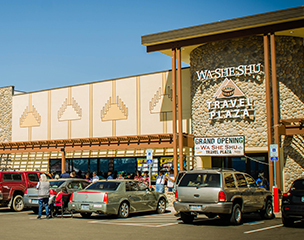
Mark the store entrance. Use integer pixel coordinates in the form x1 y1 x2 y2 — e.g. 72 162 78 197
211 153 269 181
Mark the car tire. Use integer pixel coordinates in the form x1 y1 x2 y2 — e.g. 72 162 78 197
229 203 242 225
260 199 274 219
156 198 166 214
282 215 295 227
118 202 129 218
32 207 39 214
80 212 92 218
180 212 194 224
11 195 24 212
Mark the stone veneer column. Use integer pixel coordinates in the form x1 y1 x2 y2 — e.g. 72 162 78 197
0 86 13 143
0 86 13 169
190 35 304 191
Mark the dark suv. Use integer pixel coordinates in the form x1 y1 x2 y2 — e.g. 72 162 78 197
282 177 304 226
0 171 51 211
174 169 274 225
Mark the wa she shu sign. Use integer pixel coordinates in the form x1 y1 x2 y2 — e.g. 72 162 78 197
195 136 245 156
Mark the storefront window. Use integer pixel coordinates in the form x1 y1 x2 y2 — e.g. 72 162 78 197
232 157 246 172
114 158 136 174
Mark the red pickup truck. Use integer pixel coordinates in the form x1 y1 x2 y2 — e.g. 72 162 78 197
0 171 52 211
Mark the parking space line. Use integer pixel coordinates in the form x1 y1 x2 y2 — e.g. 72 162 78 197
244 224 283 234
0 211 31 216
88 220 179 228
243 221 264 226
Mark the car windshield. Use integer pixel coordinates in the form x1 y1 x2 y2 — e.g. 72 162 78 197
49 180 65 189
86 181 120 191
179 173 220 187
291 179 304 190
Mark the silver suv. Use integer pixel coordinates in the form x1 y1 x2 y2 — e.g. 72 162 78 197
174 169 274 225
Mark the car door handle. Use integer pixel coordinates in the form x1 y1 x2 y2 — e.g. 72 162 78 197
194 194 200 198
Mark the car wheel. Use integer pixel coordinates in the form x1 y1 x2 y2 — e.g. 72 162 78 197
32 207 39 214
11 195 24 211
260 199 274 219
180 212 194 224
80 212 92 218
156 198 166 214
282 215 294 227
118 202 129 218
229 203 242 225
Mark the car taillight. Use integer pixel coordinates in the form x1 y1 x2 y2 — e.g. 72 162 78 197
175 190 178 201
24 189 27 195
283 192 291 197
49 189 57 195
69 192 74 203
218 191 226 202
103 192 108 204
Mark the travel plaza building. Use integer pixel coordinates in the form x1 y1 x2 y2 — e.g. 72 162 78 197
0 6 304 191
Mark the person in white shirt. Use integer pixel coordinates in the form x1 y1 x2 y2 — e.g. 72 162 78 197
166 169 175 193
155 171 165 193
91 172 99 183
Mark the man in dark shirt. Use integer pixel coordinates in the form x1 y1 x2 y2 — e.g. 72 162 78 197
59 170 70 178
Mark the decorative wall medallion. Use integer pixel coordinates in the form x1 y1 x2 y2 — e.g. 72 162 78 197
58 98 82 121
149 86 172 114
101 96 128 121
20 106 41 127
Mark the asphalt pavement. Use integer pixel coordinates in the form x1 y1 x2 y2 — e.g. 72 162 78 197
0 207 303 240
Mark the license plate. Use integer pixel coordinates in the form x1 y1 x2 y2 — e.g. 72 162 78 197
189 205 202 211
302 197 304 202
32 199 38 204
81 205 90 210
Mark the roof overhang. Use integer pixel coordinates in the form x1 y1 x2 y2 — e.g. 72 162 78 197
0 134 194 154
142 6 304 64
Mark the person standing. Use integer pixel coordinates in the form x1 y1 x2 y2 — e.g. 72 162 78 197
166 169 175 193
134 171 143 181
59 170 70 178
36 174 50 219
107 171 113 179
155 171 165 193
143 171 149 185
91 172 99 182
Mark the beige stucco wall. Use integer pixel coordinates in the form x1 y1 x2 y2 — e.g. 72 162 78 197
12 69 191 142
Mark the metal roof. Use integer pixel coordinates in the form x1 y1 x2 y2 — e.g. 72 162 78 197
141 6 304 63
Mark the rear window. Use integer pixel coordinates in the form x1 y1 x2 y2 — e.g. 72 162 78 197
178 173 220 187
50 180 65 189
86 181 120 191
28 173 39 182
291 179 304 190
3 173 23 181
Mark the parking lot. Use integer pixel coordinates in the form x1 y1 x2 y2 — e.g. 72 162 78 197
0 207 303 240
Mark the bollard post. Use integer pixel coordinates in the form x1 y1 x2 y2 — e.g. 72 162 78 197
273 186 279 213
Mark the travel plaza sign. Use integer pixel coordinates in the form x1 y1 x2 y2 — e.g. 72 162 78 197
194 136 245 156
196 63 262 120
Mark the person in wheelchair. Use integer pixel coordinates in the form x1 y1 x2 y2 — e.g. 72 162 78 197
52 186 70 217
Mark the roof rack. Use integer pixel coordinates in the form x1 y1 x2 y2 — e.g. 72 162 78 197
191 167 236 171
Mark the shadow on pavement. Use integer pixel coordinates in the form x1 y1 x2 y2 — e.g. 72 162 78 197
179 213 274 226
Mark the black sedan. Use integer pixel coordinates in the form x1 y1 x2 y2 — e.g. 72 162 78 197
282 178 304 226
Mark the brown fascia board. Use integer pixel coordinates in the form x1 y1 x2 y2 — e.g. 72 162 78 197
146 18 304 52
141 6 304 47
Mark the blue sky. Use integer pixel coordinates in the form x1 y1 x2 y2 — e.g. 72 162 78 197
0 0 303 92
